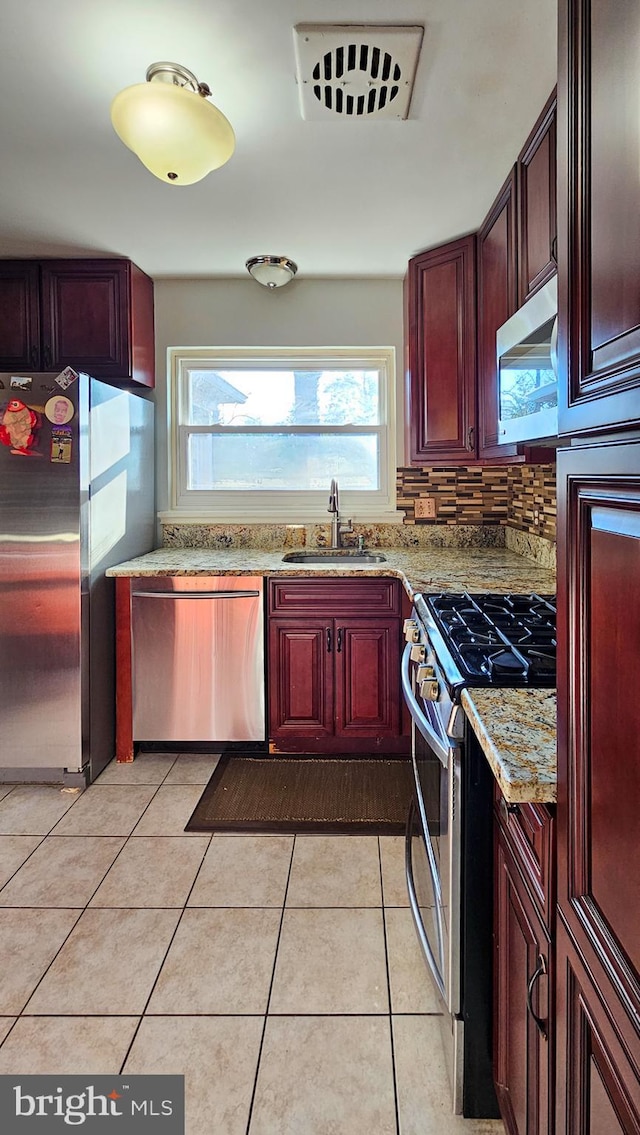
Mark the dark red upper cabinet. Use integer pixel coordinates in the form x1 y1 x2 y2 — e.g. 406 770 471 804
517 90 557 308
0 258 154 388
558 0 640 435
405 234 477 464
477 169 519 460
0 262 41 372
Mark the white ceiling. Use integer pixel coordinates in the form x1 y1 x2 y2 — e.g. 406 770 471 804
0 0 556 280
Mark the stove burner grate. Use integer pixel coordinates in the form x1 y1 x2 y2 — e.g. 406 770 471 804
425 592 556 687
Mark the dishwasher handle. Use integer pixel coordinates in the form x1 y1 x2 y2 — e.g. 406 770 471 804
131 590 261 599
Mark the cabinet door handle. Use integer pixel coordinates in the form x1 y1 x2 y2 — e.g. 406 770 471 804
466 426 475 451
30 345 39 369
43 344 53 369
526 953 548 1039
336 627 343 653
326 627 332 653
550 235 558 264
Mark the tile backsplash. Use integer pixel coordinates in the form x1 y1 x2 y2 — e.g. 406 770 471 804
161 464 557 570
396 463 556 542
507 465 556 542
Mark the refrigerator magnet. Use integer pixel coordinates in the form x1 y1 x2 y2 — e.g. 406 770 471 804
45 395 74 425
10 375 33 391
50 427 73 463
55 366 79 390
0 398 43 456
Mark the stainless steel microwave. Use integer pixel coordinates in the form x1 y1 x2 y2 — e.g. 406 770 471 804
496 276 558 445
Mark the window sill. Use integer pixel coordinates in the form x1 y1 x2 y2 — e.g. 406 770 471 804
158 509 407 526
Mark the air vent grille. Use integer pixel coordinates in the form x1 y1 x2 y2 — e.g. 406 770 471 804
294 25 424 121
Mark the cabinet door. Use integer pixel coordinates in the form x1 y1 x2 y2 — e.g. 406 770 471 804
555 917 640 1135
556 439 640 1132
405 234 477 464
477 169 519 460
40 260 131 376
0 261 41 370
268 618 334 743
334 618 400 738
494 829 552 1135
517 91 557 307
558 0 640 433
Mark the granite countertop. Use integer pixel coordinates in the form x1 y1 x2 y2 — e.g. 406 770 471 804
107 545 557 802
106 546 556 599
461 688 557 805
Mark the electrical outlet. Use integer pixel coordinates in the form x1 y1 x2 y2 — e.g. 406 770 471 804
415 497 437 519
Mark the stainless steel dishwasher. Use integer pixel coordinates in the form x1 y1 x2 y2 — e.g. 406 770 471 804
131 576 265 742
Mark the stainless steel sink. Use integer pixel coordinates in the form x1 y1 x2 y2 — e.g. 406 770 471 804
281 551 387 565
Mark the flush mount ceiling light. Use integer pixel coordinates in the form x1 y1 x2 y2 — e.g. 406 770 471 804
110 62 235 185
245 256 298 289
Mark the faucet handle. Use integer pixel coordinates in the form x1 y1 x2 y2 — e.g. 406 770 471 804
328 478 339 513
340 517 353 534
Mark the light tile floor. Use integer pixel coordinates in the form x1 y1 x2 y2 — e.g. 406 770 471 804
0 754 504 1135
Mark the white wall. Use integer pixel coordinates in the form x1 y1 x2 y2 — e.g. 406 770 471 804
153 277 404 515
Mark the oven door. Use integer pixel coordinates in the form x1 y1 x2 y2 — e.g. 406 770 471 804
401 641 461 1017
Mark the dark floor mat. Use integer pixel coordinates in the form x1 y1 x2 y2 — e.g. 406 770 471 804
185 754 413 834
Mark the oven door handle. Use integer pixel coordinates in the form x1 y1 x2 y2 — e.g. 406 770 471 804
411 752 443 911
405 799 446 1002
401 642 453 769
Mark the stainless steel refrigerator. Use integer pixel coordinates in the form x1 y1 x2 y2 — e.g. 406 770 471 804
0 374 154 784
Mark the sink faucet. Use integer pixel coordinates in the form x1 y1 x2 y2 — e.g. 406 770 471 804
328 478 353 549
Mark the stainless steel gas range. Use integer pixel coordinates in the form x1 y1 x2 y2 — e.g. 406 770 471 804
401 592 556 1118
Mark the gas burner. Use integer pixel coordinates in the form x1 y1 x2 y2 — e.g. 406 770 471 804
487 649 526 678
424 592 556 689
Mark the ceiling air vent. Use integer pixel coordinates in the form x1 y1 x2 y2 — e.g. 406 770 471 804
293 24 424 120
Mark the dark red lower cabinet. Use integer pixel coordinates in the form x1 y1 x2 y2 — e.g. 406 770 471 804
494 818 553 1135
267 579 407 755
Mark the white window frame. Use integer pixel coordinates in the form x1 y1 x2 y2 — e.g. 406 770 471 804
163 346 402 523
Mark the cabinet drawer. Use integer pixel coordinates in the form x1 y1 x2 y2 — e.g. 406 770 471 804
495 787 555 930
269 577 401 617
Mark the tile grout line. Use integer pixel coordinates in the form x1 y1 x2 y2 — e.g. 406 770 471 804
116 824 214 1074
10 774 176 1019
4 777 188 909
243 833 297 1135
3 782 136 1016
378 836 402 1135
0 833 48 896
0 759 209 1046
14 1010 443 1019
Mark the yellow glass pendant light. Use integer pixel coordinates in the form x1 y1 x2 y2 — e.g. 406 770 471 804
111 62 235 185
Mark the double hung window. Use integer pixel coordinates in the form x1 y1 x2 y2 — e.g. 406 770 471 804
167 347 397 520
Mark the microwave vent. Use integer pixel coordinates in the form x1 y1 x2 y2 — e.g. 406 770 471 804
293 25 424 120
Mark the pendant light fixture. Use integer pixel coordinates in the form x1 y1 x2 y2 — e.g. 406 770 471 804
111 62 235 185
245 256 298 289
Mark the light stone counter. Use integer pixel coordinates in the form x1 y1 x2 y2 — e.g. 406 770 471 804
106 547 556 600
107 544 557 801
461 688 557 805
